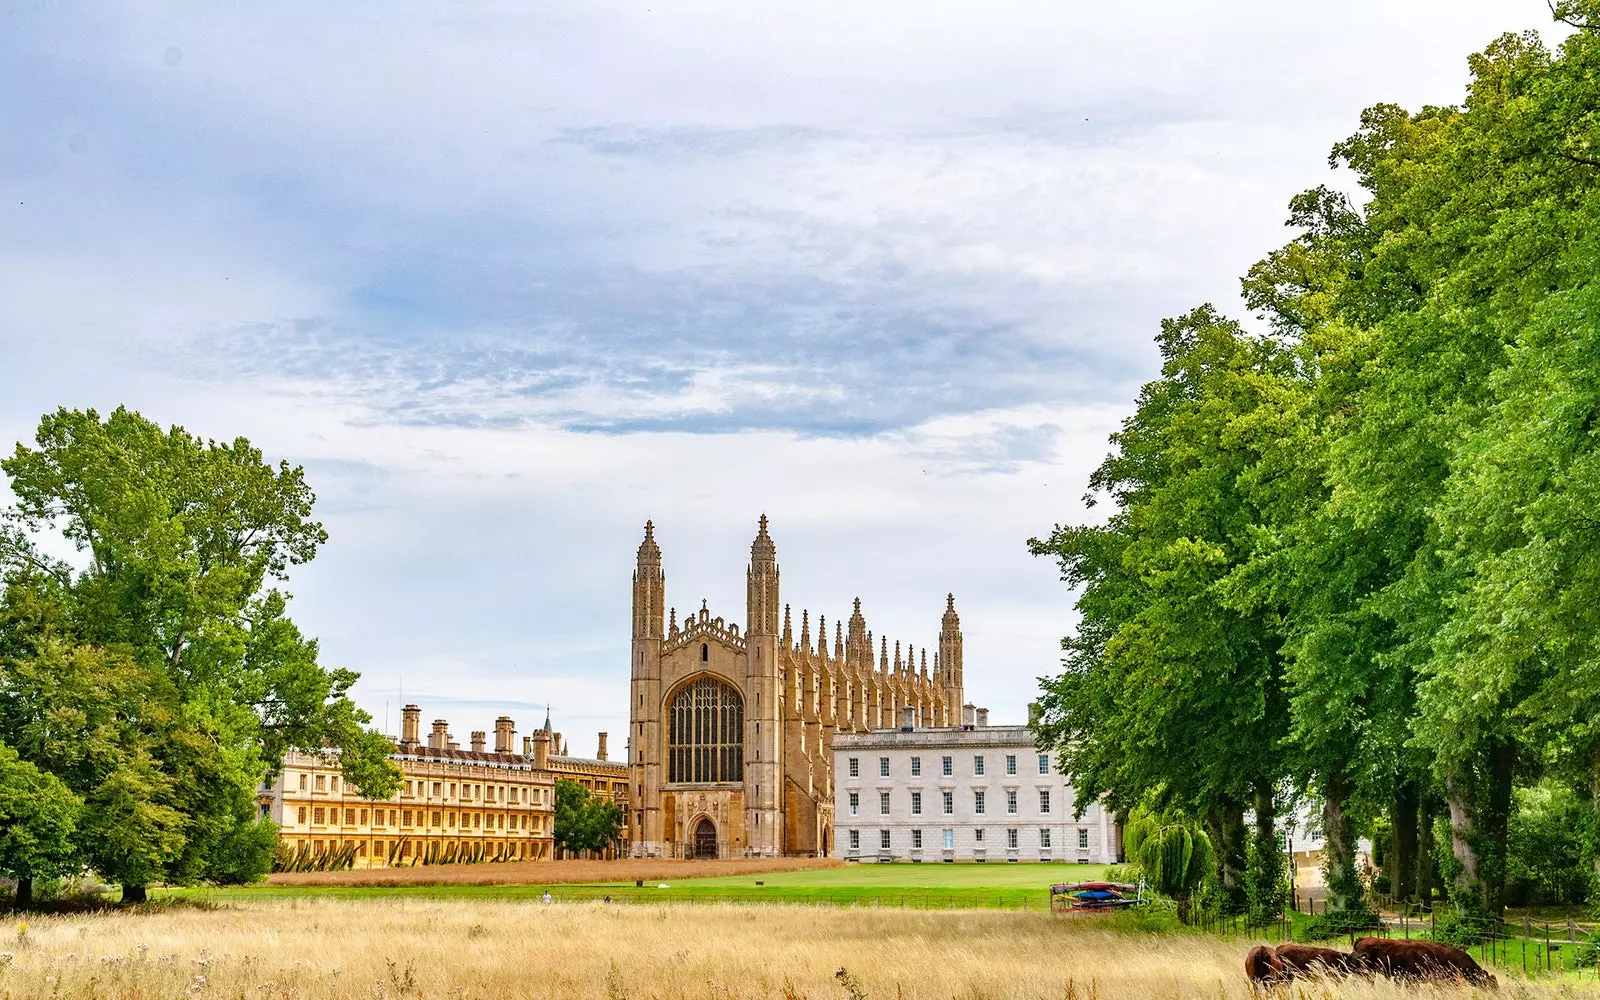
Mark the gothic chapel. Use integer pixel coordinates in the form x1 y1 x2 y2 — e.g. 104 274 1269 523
628 516 966 858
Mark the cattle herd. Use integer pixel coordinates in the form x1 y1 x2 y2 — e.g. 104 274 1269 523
1245 938 1495 988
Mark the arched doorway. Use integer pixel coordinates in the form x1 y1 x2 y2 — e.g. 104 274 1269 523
693 818 718 859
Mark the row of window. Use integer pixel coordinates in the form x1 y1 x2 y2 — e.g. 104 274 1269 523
846 754 1050 779
296 806 544 832
846 789 1052 816
305 838 539 861
846 827 1091 851
293 772 549 805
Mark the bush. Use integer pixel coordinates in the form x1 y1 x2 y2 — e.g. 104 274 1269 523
1299 908 1383 942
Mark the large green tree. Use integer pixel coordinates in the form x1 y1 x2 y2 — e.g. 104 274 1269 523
1030 307 1292 914
0 406 400 900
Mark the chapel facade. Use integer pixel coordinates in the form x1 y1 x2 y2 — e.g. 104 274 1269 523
627 516 965 858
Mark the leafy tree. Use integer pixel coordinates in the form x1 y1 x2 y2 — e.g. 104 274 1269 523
1122 806 1214 913
0 407 400 901
553 778 623 856
1030 308 1292 911
0 741 81 907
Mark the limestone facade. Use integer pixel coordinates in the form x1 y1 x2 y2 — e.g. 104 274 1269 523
627 516 965 858
265 705 630 866
832 720 1120 864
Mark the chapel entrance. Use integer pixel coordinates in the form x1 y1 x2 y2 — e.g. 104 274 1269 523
693 818 718 859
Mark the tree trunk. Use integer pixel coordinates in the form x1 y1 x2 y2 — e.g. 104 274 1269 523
121 883 148 904
1320 770 1362 911
1590 752 1600 893
14 876 32 909
1445 770 1482 912
1483 737 1515 916
1211 799 1247 914
1416 794 1435 910
1390 778 1418 904
1248 783 1285 923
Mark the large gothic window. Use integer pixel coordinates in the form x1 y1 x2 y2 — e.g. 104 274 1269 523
668 677 744 783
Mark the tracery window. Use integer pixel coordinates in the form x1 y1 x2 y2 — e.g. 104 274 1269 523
668 677 744 783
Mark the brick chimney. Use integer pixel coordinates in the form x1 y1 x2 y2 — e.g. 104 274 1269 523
470 730 486 753
900 706 915 731
961 703 976 727
522 735 533 755
975 707 989 727
429 719 449 749
401 704 421 747
495 716 515 754
596 732 609 761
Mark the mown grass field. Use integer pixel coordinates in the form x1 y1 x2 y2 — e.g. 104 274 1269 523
183 861 1114 909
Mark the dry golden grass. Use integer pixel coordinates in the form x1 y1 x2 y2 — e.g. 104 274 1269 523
267 856 842 888
0 899 1592 1000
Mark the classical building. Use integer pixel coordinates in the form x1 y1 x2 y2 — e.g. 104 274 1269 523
265 705 630 866
628 516 965 858
832 712 1120 864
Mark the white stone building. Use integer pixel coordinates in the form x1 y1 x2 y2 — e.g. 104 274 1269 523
831 708 1120 863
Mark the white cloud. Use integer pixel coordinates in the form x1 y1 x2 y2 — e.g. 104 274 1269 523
0 0 1568 756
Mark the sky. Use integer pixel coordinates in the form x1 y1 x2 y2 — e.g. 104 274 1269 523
0 2 1566 758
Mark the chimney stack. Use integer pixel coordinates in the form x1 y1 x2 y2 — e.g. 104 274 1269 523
470 731 486 753
975 707 989 727
495 716 515 754
533 729 551 771
430 719 449 749
596 732 609 760
900 706 915 731
522 735 533 755
401 704 421 746
962 703 976 728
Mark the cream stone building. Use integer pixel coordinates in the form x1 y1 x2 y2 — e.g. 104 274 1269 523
832 712 1120 864
266 705 630 866
628 516 966 858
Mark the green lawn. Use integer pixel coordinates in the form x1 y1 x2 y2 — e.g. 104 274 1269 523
173 862 1113 911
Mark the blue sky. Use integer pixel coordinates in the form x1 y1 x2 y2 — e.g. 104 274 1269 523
0 1 1562 755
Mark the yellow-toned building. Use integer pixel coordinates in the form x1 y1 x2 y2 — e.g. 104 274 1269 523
265 705 630 867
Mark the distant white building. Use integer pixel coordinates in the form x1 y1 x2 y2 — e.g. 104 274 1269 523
831 707 1120 863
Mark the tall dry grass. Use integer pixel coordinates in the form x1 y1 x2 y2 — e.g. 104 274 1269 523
0 899 1589 999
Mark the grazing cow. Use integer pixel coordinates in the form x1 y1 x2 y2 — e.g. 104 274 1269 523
1244 945 1284 986
1274 943 1366 978
1354 937 1496 986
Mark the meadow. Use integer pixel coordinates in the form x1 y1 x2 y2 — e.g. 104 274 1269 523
2 897 1580 1000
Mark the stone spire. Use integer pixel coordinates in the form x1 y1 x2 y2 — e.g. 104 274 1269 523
939 592 964 707
746 515 780 637
834 621 844 661
632 520 664 641
782 603 793 646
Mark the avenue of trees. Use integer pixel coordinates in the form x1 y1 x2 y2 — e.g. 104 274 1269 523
0 407 399 903
1032 7 1600 932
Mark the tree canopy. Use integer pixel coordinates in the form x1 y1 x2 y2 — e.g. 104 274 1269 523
1034 10 1600 927
553 778 623 856
0 406 399 902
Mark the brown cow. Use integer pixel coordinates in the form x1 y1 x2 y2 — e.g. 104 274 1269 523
1244 945 1284 986
1275 943 1366 978
1354 937 1496 986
